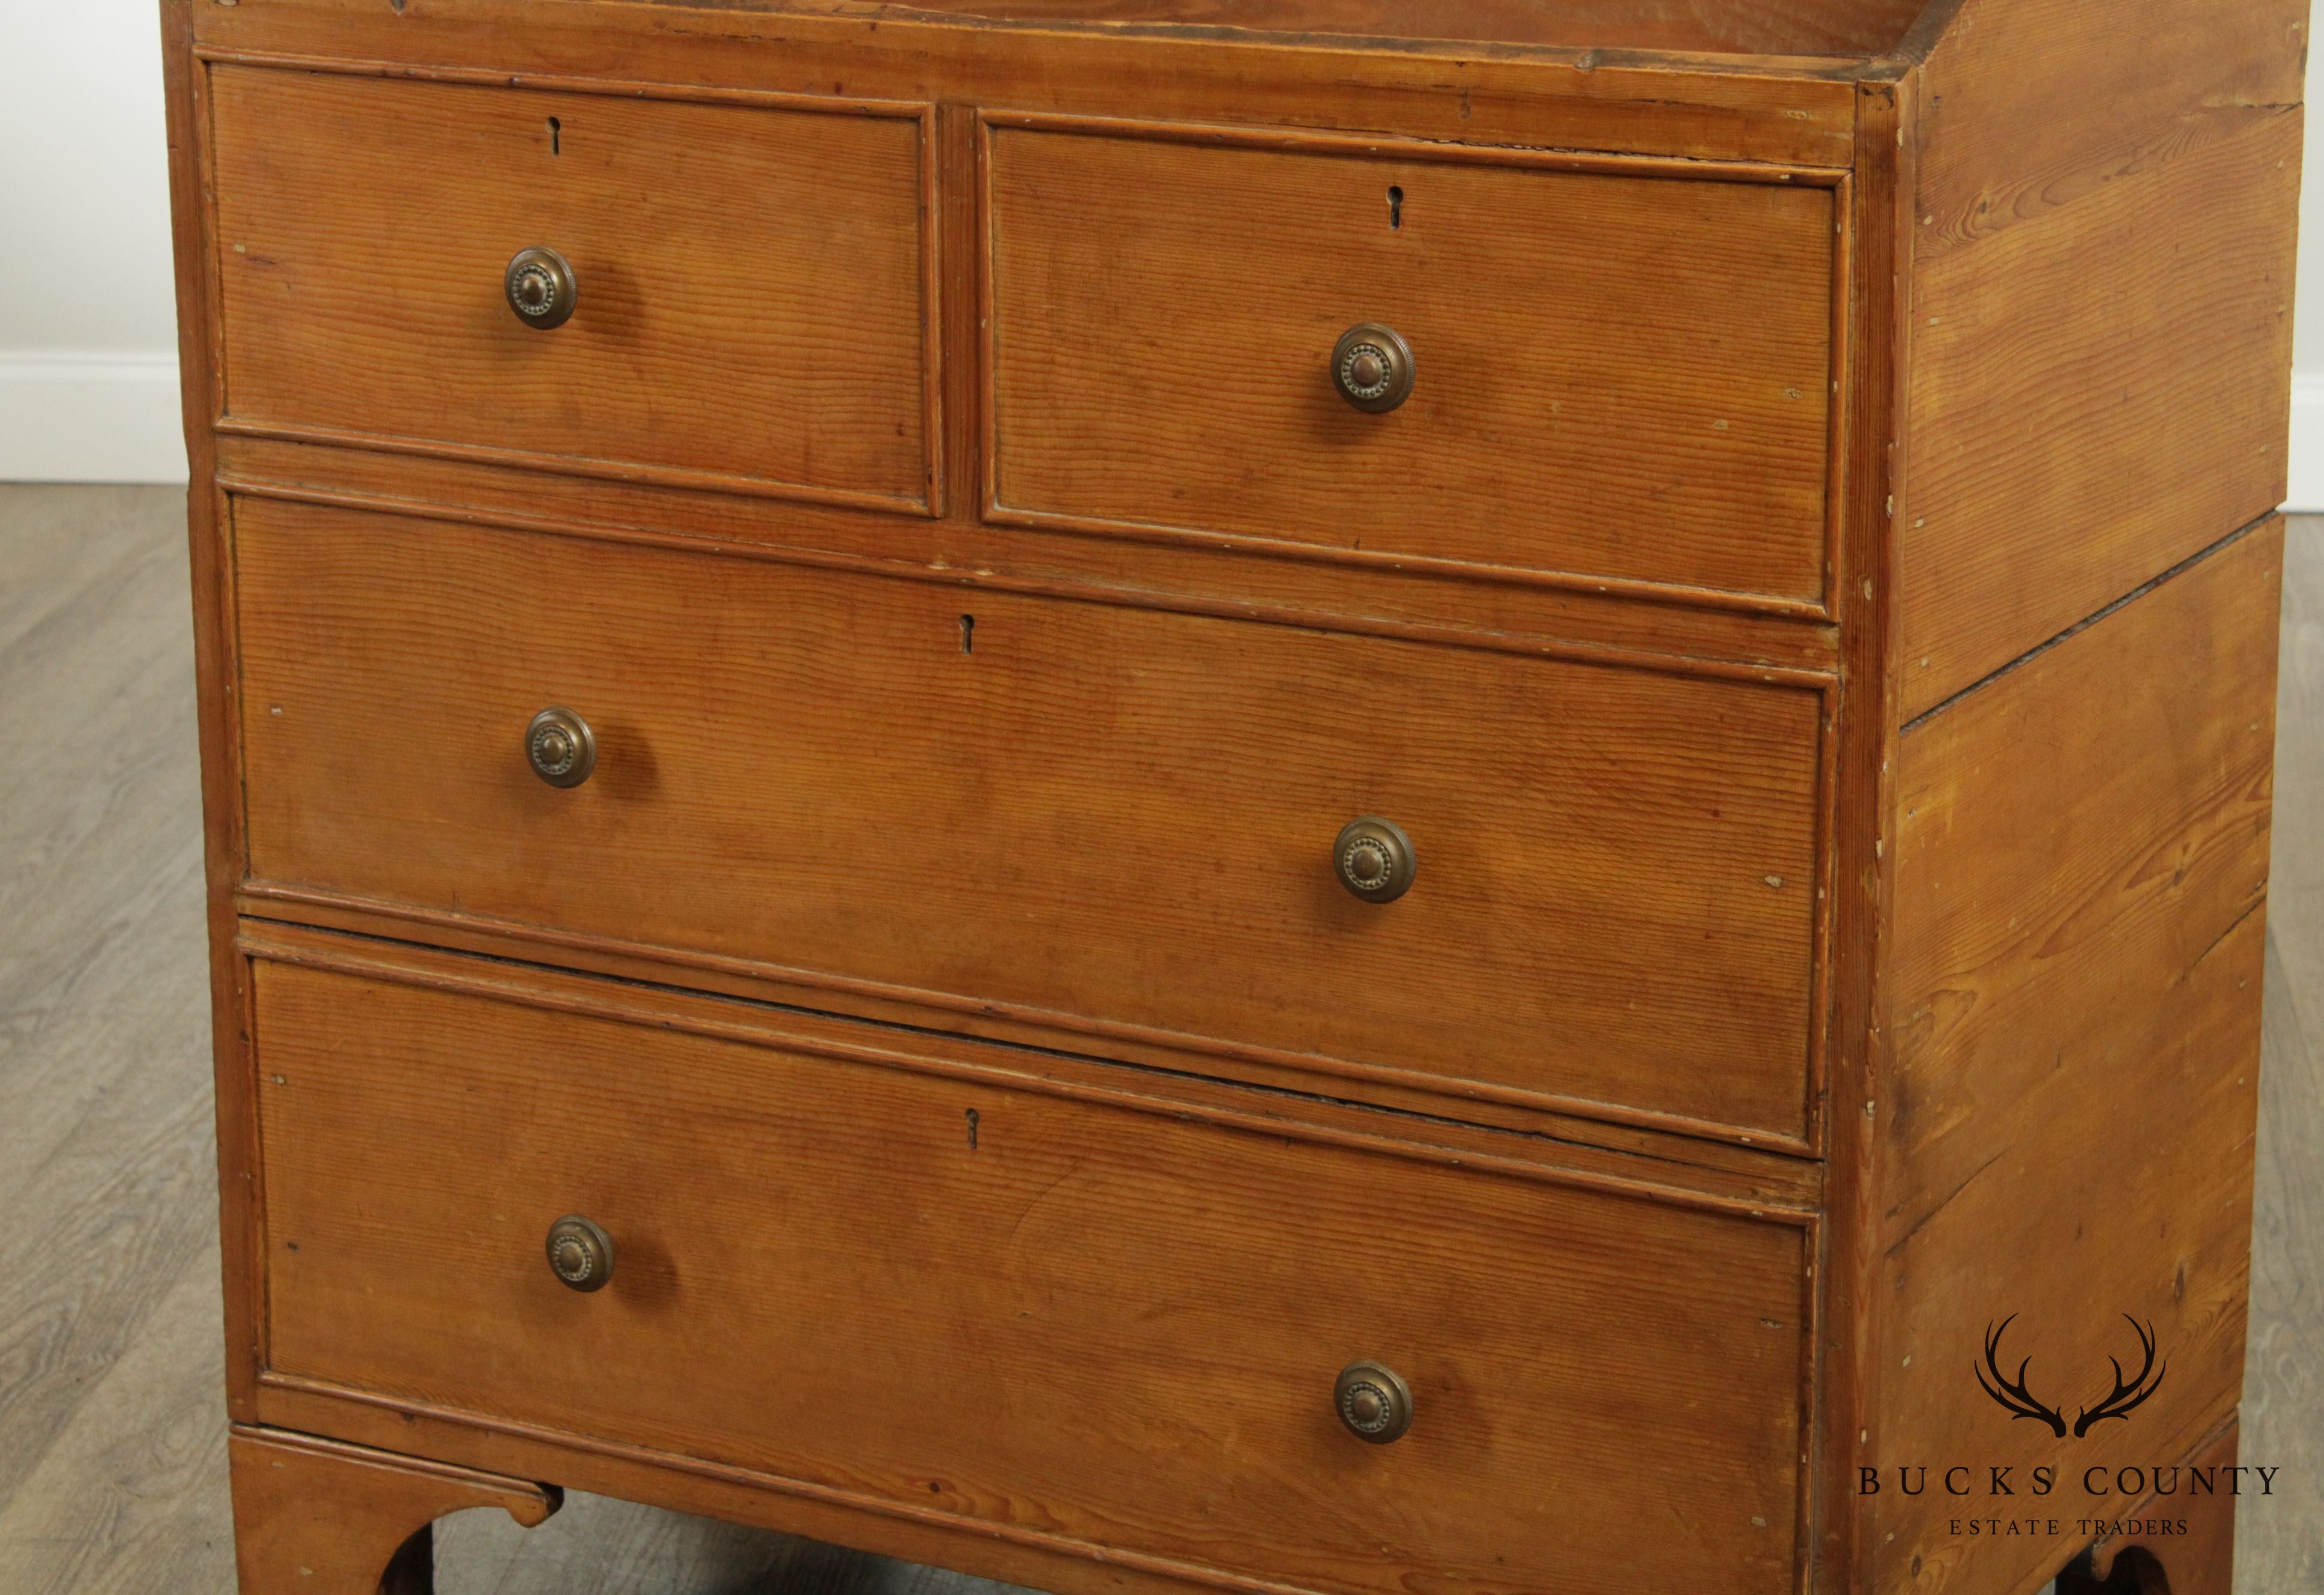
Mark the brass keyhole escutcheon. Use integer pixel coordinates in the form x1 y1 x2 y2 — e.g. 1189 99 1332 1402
546 1214 614 1292
1335 1361 1414 1444
506 246 578 330
527 707 596 788
1334 817 1416 904
1332 323 1415 413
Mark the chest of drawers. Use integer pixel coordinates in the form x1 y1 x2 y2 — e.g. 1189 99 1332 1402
159 2 2301 1592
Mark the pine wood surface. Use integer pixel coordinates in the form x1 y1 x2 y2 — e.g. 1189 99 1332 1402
983 121 1838 607
186 0 1865 171
208 65 935 512
225 1429 558 1595
24 8 2324 1593
3 489 2318 1591
633 0 1932 57
1874 526 2280 1593
1892 0 2303 721
228 494 1828 1146
246 949 1805 1595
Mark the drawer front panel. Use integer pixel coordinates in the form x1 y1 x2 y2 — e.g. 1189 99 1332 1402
986 123 1838 607
234 497 1825 1142
253 955 1808 1595
208 66 934 508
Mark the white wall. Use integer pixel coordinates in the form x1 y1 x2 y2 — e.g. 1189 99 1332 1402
0 0 185 483
2291 23 2324 511
0 4 2316 491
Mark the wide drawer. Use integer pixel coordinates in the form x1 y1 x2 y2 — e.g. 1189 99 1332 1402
208 65 934 509
234 495 1826 1143
985 121 1839 608
251 951 1809 1595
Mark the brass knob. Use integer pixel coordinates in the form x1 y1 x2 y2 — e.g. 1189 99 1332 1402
1332 323 1414 413
526 707 595 788
1335 1361 1413 1444
1334 817 1415 903
545 1215 614 1292
506 246 578 330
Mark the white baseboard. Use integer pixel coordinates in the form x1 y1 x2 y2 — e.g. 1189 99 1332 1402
2287 374 2324 514
0 351 187 484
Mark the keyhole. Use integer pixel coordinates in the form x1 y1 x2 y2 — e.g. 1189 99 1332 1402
1388 185 1403 229
959 614 975 654
965 1109 980 1149
548 117 561 156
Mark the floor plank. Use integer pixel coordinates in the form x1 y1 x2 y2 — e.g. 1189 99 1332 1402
2236 516 2324 1589
0 485 2313 1593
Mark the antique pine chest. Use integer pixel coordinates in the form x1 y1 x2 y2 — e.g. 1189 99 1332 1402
158 0 2302 1591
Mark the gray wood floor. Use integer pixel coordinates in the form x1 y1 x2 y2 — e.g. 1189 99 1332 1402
0 485 2314 1594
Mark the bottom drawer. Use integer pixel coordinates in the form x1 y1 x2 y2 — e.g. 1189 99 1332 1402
250 946 1809 1595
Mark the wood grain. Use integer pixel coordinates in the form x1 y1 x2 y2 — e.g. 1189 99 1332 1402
650 0 1929 58
986 120 1838 608
3 494 2320 1595
1872 526 2282 1594
228 1427 558 1594
133 0 2322 1581
250 949 1809 1595
2065 1420 2241 1595
235 918 1821 1221
1812 73 1911 1594
189 1 1866 169
1907 0 2305 257
1897 45 2301 719
164 0 270 1432
214 442 1850 679
231 494 1829 1146
208 65 936 511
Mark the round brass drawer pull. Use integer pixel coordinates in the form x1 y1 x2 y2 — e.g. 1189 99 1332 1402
506 246 578 330
545 1214 614 1292
1334 817 1416 904
526 706 596 788
1332 323 1414 414
1335 1360 1414 1444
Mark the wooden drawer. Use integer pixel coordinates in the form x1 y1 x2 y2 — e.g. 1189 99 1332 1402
208 65 935 510
251 950 1810 1595
985 120 1840 610
234 495 1827 1145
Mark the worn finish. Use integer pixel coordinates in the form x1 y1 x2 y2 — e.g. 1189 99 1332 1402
1893 0 2304 717
985 120 1840 609
248 945 1808 1595
1872 527 2280 1595
230 494 1828 1146
189 2 1866 168
209 65 937 512
1897 115 2299 718
151 0 2308 1588
228 1429 559 1595
4 488 2319 1593
684 0 1932 56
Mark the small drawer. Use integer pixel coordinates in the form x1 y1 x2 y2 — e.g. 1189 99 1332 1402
234 495 1826 1144
252 950 1810 1595
208 65 935 509
985 121 1839 609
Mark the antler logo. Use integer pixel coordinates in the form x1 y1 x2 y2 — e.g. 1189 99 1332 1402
2075 1316 2166 1437
1975 1315 2167 1439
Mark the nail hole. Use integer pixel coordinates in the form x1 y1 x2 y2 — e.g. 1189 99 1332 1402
959 614 974 654
548 117 561 155
1387 185 1403 229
